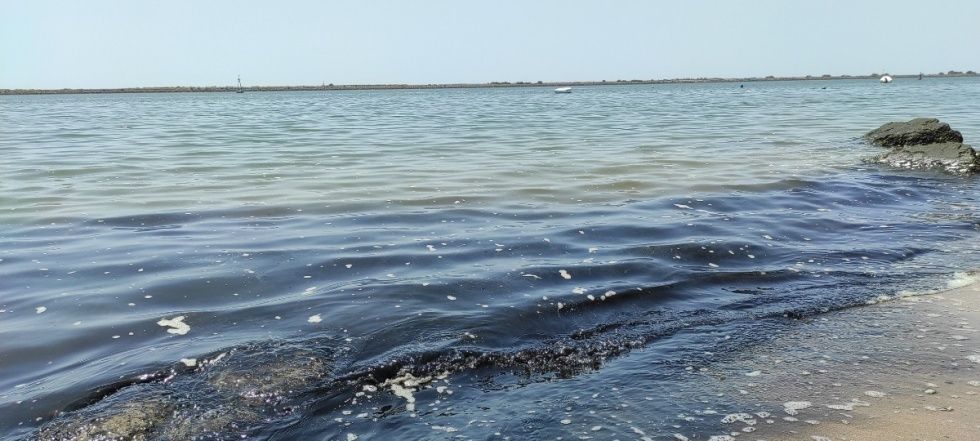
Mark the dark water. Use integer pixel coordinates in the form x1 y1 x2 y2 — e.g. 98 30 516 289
1 79 979 440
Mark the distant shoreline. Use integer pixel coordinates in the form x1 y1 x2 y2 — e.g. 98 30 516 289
2 72 977 96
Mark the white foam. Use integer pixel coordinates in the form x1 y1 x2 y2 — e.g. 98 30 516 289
572 287 586 294
967 355 980 364
783 401 811 415
35 306 47 314
864 390 886 398
308 314 322 323
866 272 978 305
431 426 457 433
180 358 197 367
826 399 869 411
383 373 432 412
721 413 756 425
157 316 190 335
559 269 572 280
446 295 457 301
948 271 979 289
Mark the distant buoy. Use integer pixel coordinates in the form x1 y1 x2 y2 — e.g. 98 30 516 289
879 75 893 84
554 87 572 94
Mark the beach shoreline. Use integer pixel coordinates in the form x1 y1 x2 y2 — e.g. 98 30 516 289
720 274 980 441
2 73 977 96
792 278 980 441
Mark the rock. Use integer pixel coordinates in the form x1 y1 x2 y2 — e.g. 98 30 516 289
879 142 979 173
865 118 978 173
865 118 963 147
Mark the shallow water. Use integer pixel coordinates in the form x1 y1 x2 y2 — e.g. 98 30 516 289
1 79 979 440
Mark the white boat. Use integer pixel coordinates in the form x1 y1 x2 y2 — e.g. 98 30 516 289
879 75 893 84
554 87 572 94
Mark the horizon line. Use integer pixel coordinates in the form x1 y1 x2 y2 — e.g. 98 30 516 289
3 71 978 95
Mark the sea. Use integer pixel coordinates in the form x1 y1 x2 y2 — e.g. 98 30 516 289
1 78 979 440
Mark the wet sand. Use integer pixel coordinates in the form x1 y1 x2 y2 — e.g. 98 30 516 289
711 275 980 441
793 280 980 441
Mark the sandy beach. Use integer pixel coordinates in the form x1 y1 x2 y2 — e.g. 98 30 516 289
713 275 980 441
795 279 980 441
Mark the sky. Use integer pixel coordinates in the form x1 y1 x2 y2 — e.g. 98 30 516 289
2 0 979 89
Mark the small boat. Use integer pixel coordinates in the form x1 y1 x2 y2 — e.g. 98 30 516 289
236 75 245 93
879 75 893 84
554 87 572 94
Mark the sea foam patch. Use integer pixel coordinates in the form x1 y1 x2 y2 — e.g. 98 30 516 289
383 372 433 412
947 271 979 289
782 401 811 415
157 316 190 335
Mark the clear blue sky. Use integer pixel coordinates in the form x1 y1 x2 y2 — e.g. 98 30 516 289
2 0 979 89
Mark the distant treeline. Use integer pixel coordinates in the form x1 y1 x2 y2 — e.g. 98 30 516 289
3 71 977 95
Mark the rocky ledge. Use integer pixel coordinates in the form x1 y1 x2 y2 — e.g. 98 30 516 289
864 118 978 173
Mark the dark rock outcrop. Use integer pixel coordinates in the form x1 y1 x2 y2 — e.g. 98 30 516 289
865 118 978 173
865 118 963 147
880 142 979 173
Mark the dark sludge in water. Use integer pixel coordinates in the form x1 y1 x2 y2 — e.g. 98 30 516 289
34 342 335 441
